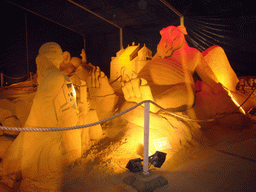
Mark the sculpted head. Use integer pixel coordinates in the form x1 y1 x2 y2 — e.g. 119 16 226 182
157 25 188 58
38 42 64 68
70 57 82 68
36 42 64 84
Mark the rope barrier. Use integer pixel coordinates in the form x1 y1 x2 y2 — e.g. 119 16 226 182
2 72 32 80
0 100 148 132
1 96 250 132
1 85 37 89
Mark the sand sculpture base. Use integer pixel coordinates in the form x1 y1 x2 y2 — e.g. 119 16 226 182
123 171 168 192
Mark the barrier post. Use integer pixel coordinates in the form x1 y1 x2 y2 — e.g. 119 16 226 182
30 72 33 81
1 72 3 87
143 100 150 175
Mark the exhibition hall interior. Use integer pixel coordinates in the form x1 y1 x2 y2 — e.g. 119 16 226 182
1 0 256 191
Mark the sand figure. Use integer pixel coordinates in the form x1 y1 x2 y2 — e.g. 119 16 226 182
64 50 103 151
68 49 118 120
3 42 82 180
122 25 230 113
118 25 250 161
121 25 256 131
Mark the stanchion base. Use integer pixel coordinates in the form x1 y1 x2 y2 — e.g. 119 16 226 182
123 171 168 192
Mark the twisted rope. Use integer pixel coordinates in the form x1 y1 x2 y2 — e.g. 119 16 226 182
0 100 209 132
1 94 251 132
0 100 148 132
3 72 32 80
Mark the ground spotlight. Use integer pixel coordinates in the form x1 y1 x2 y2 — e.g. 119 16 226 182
126 158 143 173
149 151 167 168
126 151 167 172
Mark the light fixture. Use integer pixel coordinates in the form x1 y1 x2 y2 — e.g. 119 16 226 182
126 151 167 172
149 151 167 168
126 158 143 173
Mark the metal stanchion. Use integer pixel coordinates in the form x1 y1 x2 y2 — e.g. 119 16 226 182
0 72 3 87
143 100 150 175
123 100 168 191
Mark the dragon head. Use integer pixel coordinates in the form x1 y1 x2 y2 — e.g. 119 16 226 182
157 25 188 59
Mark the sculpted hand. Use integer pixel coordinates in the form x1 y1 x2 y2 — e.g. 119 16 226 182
87 65 101 88
86 65 115 97
121 72 159 112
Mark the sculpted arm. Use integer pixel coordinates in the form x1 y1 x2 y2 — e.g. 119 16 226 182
122 73 195 113
36 72 64 99
195 51 223 94
24 73 65 128
34 72 78 127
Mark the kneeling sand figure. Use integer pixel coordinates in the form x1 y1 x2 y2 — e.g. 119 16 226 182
3 42 94 180
122 25 225 113
60 48 118 120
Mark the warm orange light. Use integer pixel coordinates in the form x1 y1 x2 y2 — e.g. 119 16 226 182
110 43 152 82
202 45 239 92
230 95 246 114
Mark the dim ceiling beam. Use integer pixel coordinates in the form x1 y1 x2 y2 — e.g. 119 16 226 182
4 0 86 72
160 0 184 25
67 0 123 49
67 0 121 29
5 0 83 36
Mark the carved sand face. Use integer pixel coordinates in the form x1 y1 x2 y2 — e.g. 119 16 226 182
36 42 64 85
38 42 64 68
157 26 186 58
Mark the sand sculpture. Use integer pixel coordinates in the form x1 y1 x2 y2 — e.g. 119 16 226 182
1 25 256 191
120 26 256 120
121 25 228 113
118 25 237 156
60 49 118 121
110 42 152 82
2 42 102 180
119 25 256 152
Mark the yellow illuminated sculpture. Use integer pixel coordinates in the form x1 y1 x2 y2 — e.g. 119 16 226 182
120 25 256 124
118 25 255 157
63 49 103 150
3 42 84 179
61 48 118 121
110 42 152 82
122 25 225 113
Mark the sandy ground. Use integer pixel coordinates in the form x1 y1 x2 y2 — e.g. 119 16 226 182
0 83 255 191
1 113 255 192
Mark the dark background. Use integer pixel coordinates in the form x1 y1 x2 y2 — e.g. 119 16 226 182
1 0 255 85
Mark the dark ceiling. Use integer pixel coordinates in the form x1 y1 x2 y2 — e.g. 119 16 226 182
4 0 253 37
2 0 256 79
